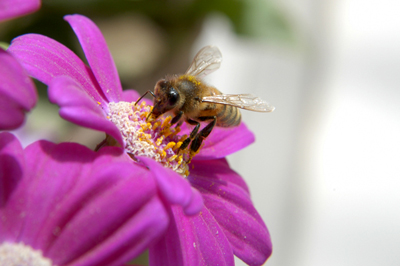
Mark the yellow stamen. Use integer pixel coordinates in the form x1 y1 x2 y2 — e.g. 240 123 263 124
156 136 164 146
140 111 149 119
163 142 176 151
142 133 151 140
162 116 172 128
173 141 183 151
169 127 181 138
162 128 173 138
152 121 161 130
158 149 167 158
140 122 152 131
169 155 178 162
177 155 183 165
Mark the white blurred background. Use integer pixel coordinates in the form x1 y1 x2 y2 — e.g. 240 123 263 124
193 0 400 265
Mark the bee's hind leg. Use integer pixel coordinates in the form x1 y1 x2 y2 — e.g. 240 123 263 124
189 116 217 159
180 119 200 150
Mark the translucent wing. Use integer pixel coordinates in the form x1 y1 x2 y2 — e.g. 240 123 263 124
185 45 222 79
201 94 275 112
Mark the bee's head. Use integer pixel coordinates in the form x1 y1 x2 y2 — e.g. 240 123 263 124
151 79 180 119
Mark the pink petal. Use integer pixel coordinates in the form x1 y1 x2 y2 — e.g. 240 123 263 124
1 139 169 266
179 122 255 160
0 132 25 209
66 196 168 266
121 89 141 102
8 33 108 106
0 97 25 130
189 158 250 194
190 159 272 265
65 14 123 102
149 205 234 266
139 157 204 216
0 49 37 129
183 187 204 216
48 76 124 146
121 89 153 106
0 0 40 22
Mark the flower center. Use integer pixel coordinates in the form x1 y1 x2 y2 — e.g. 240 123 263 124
0 242 54 266
107 101 192 176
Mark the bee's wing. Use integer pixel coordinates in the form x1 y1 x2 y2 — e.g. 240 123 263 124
185 45 222 79
202 94 275 113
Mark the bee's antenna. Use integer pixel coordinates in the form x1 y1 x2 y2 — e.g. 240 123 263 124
135 90 155 105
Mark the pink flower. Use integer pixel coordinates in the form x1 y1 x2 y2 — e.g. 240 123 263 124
8 14 272 265
0 50 37 129
0 0 40 129
0 132 169 265
0 0 41 22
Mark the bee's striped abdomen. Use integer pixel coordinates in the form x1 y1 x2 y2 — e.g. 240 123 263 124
216 104 241 127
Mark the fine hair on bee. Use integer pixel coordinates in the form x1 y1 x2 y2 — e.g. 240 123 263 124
135 45 274 161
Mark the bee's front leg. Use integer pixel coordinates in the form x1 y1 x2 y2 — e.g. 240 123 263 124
171 111 183 126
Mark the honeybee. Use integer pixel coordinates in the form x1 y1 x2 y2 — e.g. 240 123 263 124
135 45 274 155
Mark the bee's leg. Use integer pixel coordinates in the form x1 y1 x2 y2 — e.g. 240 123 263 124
190 116 216 155
171 111 183 125
134 90 155 105
175 120 183 128
180 119 200 150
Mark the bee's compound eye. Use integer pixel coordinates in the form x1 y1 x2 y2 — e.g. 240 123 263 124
168 87 180 106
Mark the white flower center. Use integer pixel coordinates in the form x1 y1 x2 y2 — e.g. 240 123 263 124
107 101 192 176
0 242 54 266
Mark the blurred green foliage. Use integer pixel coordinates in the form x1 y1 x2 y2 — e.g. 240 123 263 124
1 0 294 97
1 0 293 46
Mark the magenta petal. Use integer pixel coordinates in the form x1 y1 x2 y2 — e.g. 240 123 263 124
8 34 108 105
42 160 167 265
0 132 24 209
2 140 169 265
64 196 168 266
48 76 124 146
149 205 234 266
0 97 25 130
0 49 36 110
65 14 123 102
190 159 272 265
121 89 141 103
0 49 37 129
0 0 40 22
191 122 255 160
0 133 27 242
139 157 204 216
121 89 153 106
183 187 204 216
